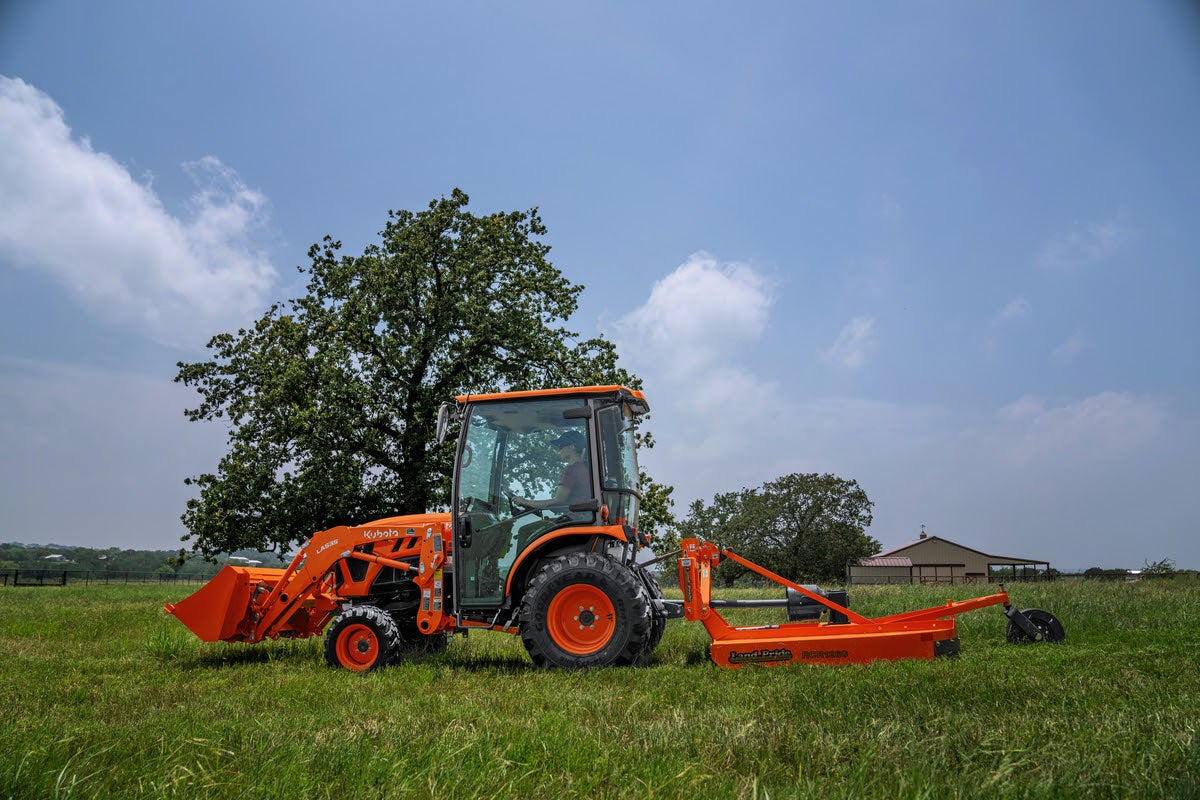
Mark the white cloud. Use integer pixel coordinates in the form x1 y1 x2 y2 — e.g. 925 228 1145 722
615 252 773 380
611 253 779 480
0 76 277 347
1036 216 1131 272
1052 331 1086 361
992 391 1166 466
821 317 875 369
992 296 1032 326
984 296 1032 355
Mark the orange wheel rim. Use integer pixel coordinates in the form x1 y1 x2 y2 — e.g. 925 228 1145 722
547 583 616 655
336 623 380 671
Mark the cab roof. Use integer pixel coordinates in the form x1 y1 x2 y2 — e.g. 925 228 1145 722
456 385 648 408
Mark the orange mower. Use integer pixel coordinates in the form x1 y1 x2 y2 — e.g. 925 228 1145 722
166 385 1064 670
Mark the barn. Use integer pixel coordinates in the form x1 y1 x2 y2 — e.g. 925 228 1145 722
847 532 1051 585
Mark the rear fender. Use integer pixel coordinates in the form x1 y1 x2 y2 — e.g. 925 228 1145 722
504 525 632 605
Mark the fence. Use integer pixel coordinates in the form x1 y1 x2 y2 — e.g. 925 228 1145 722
0 569 220 587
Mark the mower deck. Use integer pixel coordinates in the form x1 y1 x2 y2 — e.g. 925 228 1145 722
676 538 1025 668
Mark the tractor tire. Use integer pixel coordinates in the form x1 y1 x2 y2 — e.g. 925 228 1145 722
636 567 667 666
324 605 402 672
519 552 652 669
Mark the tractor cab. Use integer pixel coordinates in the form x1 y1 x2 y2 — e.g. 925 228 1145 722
447 386 650 614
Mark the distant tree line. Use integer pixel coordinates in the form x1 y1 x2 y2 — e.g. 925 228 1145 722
1084 567 1134 581
1083 559 1180 580
0 542 284 577
653 473 880 585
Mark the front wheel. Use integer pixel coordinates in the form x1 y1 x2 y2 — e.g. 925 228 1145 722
324 605 402 671
519 552 651 669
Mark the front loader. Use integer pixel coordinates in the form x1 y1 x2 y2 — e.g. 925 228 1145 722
166 385 1063 671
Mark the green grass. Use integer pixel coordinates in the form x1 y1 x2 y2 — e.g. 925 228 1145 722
1 579 1197 799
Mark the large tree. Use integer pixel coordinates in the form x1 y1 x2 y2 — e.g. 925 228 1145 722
176 189 651 558
680 473 879 585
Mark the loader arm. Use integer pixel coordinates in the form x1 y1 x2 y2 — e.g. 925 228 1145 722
165 514 453 643
244 525 362 642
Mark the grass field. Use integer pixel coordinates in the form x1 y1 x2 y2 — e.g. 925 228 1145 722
1 578 1197 799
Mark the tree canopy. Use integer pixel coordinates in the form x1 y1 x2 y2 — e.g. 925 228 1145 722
176 189 648 558
678 473 880 585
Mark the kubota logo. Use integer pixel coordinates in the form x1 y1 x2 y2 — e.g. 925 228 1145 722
728 648 793 665
362 529 400 540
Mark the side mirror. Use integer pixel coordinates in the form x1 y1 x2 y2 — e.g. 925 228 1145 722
436 402 453 445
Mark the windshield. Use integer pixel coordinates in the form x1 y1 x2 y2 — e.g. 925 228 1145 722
460 397 593 510
596 403 640 527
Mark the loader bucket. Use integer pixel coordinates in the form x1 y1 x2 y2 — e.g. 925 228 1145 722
164 565 285 642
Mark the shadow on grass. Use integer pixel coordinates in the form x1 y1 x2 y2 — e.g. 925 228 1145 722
429 653 536 674
149 638 320 670
148 621 713 673
158 640 541 675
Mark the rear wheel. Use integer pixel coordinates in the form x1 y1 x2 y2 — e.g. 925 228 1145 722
520 552 651 669
324 605 402 671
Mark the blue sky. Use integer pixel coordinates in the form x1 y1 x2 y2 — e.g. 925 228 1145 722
1 2 1197 570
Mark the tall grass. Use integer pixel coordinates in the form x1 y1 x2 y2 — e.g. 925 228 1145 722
1 579 1196 799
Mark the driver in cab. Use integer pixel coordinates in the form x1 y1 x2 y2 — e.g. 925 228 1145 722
513 430 589 511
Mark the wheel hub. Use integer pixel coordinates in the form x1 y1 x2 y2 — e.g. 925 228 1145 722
335 622 380 670
547 583 617 655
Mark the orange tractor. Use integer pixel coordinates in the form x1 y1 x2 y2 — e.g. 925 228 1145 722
166 385 1063 671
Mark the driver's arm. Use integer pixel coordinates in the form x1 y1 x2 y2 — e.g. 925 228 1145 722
514 483 571 510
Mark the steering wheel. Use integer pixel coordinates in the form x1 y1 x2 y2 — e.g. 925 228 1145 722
506 493 548 519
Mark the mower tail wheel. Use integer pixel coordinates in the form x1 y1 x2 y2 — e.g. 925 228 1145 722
519 552 651 669
1005 607 1065 644
324 605 402 671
